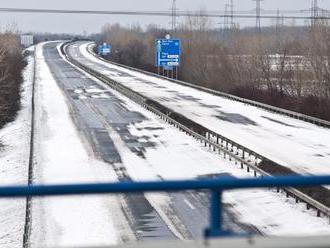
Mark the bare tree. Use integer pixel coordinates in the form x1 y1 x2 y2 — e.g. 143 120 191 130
0 32 26 128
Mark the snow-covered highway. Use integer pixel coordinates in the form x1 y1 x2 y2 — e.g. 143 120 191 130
1 41 330 247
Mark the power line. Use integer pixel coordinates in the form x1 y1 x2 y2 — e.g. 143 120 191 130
0 7 330 20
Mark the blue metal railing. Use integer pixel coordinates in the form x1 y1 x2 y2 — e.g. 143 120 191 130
3 175 330 237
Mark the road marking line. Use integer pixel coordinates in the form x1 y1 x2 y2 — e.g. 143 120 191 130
184 198 196 210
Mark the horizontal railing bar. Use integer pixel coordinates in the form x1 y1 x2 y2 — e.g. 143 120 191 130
1 175 330 198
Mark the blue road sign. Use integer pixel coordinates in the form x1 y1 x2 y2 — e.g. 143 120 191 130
98 43 111 56
155 39 180 67
97 45 103 55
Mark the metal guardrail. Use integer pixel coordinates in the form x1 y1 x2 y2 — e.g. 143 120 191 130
61 41 330 223
3 175 330 238
87 43 330 129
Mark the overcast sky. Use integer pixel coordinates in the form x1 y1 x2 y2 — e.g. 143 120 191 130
0 0 329 34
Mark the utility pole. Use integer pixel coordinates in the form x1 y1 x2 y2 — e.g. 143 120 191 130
171 0 177 34
311 0 319 26
223 0 234 39
275 9 281 51
224 3 229 31
252 0 263 33
230 0 234 29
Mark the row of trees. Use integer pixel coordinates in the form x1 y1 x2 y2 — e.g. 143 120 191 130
99 18 330 121
0 33 26 128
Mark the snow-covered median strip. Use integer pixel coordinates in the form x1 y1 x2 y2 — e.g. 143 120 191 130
29 42 120 247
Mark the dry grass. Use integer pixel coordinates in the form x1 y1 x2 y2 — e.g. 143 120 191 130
0 32 26 128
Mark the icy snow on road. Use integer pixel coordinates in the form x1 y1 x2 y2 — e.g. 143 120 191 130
73 42 330 178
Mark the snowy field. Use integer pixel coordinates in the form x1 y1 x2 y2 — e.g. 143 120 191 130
76 42 330 178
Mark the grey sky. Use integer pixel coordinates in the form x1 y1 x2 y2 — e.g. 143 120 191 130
0 0 329 34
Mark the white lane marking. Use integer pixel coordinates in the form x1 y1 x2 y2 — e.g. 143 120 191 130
184 198 196 210
145 193 187 240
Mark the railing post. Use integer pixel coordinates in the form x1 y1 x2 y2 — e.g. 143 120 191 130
210 190 223 234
